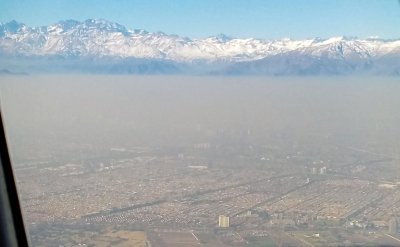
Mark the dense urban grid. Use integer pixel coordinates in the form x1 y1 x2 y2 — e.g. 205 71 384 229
12 131 400 247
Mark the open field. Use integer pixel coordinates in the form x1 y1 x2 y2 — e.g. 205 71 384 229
85 230 147 247
154 232 200 247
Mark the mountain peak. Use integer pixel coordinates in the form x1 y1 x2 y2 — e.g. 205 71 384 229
48 19 129 34
52 19 81 32
215 33 233 42
0 20 26 34
206 33 233 42
83 19 128 33
323 36 358 43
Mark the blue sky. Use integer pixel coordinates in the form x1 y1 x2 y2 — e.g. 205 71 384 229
1 0 400 39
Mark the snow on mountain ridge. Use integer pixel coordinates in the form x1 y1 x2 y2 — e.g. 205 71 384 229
0 19 399 62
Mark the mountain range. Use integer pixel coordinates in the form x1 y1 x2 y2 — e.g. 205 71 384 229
1 19 399 75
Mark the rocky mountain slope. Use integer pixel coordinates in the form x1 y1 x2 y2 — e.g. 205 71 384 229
1 19 399 75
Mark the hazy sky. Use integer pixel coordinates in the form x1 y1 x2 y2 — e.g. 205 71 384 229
1 0 400 39
2 76 400 158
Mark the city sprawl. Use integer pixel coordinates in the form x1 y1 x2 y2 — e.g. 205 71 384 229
2 76 400 246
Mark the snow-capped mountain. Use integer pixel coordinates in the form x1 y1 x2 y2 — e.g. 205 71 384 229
1 19 399 75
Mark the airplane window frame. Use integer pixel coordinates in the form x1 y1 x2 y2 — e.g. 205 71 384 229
0 111 29 247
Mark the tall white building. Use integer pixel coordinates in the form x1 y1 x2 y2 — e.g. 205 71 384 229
218 215 230 228
312 167 318 174
389 218 398 235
